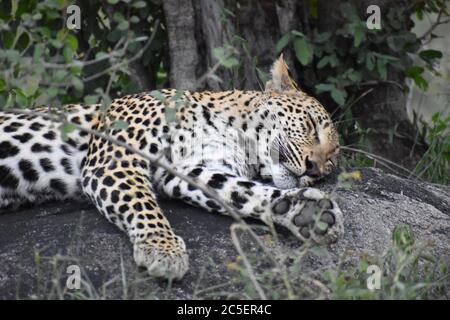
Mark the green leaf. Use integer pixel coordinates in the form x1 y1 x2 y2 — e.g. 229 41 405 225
118 20 129 31
406 66 428 90
95 51 109 60
33 43 44 61
317 56 331 69
2 32 15 49
291 30 304 37
392 225 414 250
315 83 334 93
23 76 40 97
374 53 399 62
366 53 375 71
39 27 51 38
164 107 178 124
132 1 147 9
72 77 84 92
170 90 184 102
112 120 129 129
221 56 239 68
60 123 76 141
130 16 140 24
354 27 364 47
150 90 166 103
0 78 6 92
63 46 74 62
54 69 68 82
353 29 364 48
314 31 331 43
84 95 99 105
419 49 443 61
14 88 28 106
256 67 270 83
316 221 328 231
415 7 423 21
331 87 346 105
406 66 424 77
347 70 362 82
213 47 239 68
65 34 78 51
213 47 225 61
376 58 387 79
113 12 125 23
32 12 42 20
47 87 59 98
88 34 97 47
293 36 313 66
100 95 112 111
275 33 292 53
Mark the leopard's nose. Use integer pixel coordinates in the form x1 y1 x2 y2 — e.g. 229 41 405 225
305 157 321 178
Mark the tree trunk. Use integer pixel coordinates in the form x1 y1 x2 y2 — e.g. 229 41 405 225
162 0 199 90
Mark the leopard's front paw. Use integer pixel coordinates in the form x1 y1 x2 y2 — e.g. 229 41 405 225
270 188 344 244
133 234 189 280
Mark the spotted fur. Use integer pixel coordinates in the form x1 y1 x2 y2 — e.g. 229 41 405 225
0 56 343 280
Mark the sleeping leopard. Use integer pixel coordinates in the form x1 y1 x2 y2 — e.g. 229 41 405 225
0 55 343 280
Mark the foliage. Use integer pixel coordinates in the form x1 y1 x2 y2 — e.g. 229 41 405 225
276 1 447 106
326 226 449 299
414 112 450 184
212 225 449 300
0 0 166 110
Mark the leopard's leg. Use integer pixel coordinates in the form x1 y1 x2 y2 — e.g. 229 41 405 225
156 165 343 244
81 151 188 280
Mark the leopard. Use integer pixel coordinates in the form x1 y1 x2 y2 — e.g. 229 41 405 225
0 55 343 280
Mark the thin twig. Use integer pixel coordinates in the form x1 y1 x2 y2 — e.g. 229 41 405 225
340 146 423 181
331 88 374 120
357 80 404 90
230 223 267 300
195 60 223 88
40 24 158 88
418 9 450 40
82 22 159 84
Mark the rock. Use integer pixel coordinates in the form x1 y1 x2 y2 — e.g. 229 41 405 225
0 167 449 299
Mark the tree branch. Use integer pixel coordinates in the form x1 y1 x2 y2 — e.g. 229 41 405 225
418 8 450 41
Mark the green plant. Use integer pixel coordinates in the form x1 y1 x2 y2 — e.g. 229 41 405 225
326 226 449 299
276 2 447 106
0 0 167 110
212 225 449 300
414 112 450 184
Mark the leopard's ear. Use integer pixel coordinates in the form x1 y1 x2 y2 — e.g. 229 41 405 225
265 54 299 93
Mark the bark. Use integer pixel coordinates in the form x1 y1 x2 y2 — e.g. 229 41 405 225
194 0 283 90
195 0 233 90
275 0 300 81
230 0 280 89
128 60 155 91
162 0 199 90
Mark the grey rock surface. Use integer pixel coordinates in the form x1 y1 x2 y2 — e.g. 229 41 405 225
0 167 449 299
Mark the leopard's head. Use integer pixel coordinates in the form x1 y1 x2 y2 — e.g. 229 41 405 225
262 55 340 188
